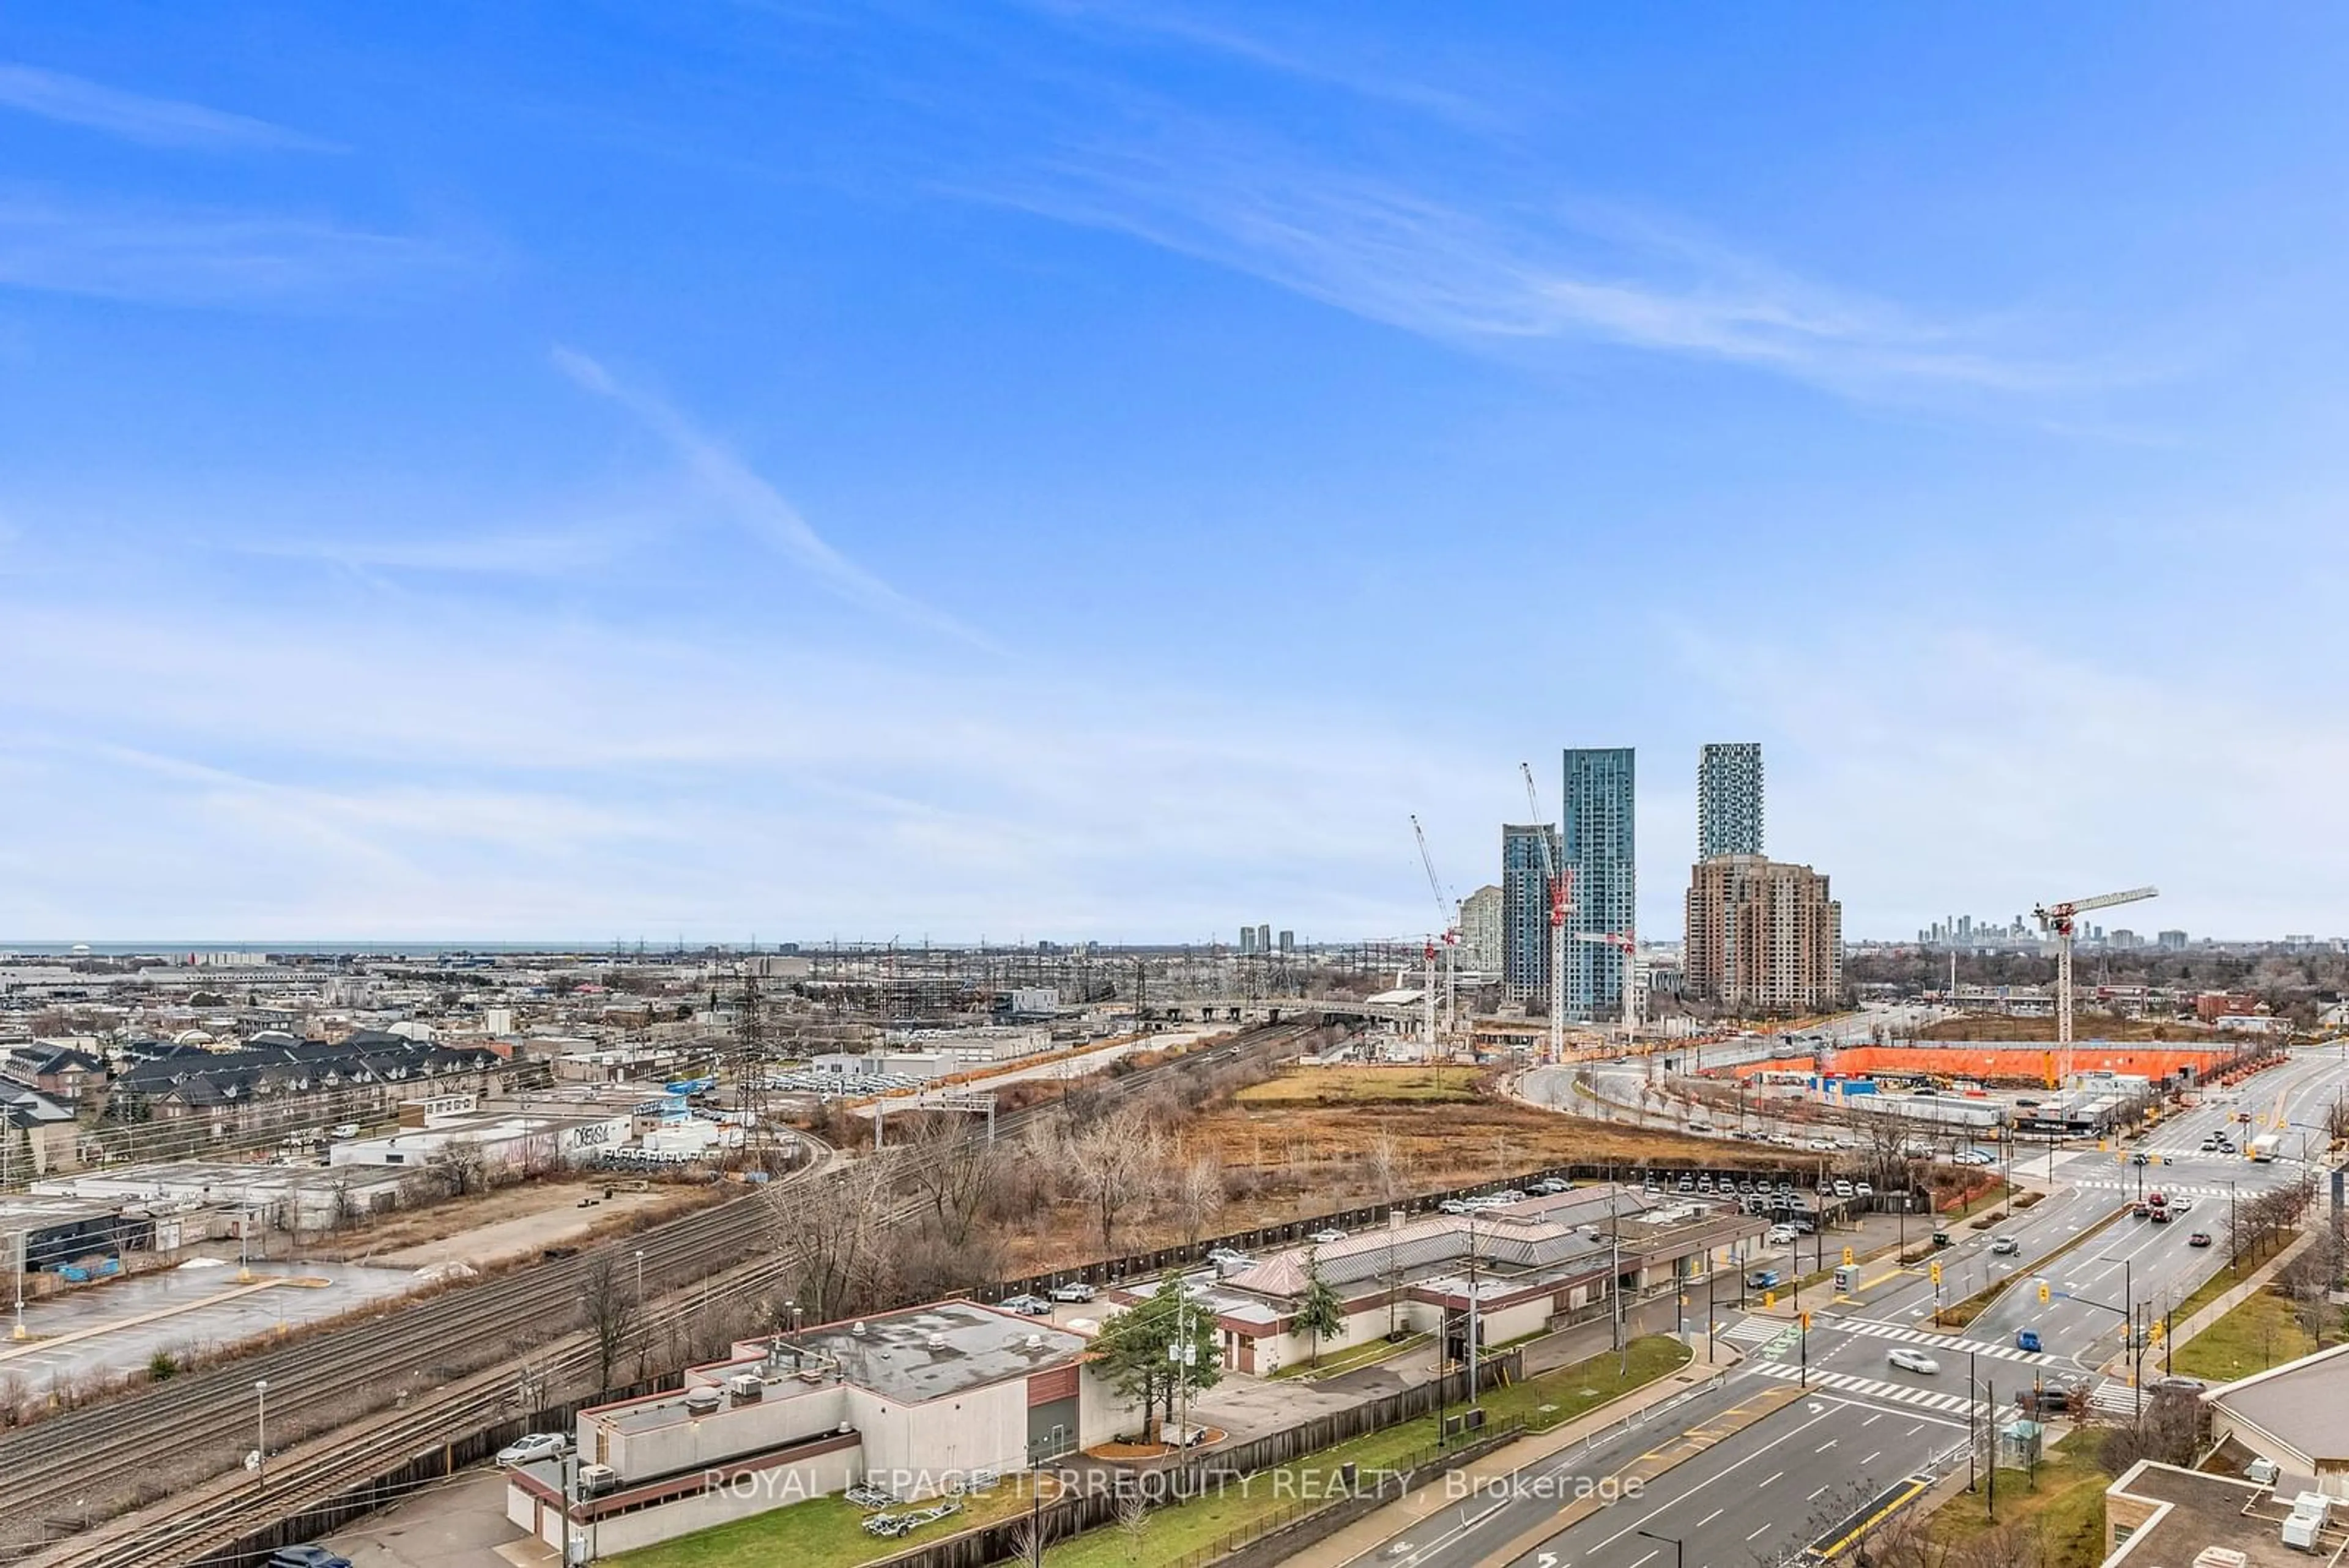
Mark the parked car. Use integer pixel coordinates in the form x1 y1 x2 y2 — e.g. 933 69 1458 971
1530 1177 1571 1195
1765 1225 1797 1246
1206 1247 1250 1265
1001 1294 1053 1316
329 1123 360 1140
1887 1348 1942 1375
1854 1181 1874 1198
2014 1329 2043 1354
1991 1236 2021 1256
497 1432 571 1467
2188 1231 2214 1247
1438 1198 1472 1214
266 1550 355 1568
1307 1229 1346 1246
2153 1376 2208 1395
1831 1180 1854 1198
1048 1282 1097 1302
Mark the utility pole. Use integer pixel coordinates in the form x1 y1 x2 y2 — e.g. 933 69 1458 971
1609 1181 1626 1376
1465 1216 1482 1407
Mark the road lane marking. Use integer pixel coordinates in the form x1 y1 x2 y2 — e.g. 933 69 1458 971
1861 1449 1882 1465
1748 1523 1774 1541
1809 1484 1828 1499
1697 1509 1724 1526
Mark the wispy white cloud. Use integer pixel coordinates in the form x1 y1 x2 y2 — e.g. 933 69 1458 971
551 347 992 647
1017 2 1500 128
989 137 2085 402
0 193 464 308
0 62 340 152
0 538 1471 940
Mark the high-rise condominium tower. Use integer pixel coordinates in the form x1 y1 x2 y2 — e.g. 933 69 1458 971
1697 742 1764 860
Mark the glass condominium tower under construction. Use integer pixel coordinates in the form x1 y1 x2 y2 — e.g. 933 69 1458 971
1562 747 1635 1019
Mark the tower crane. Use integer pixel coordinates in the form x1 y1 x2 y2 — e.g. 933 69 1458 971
1521 763 1569 1066
1574 929 1641 1042
1409 815 1461 1044
2033 885 2158 1083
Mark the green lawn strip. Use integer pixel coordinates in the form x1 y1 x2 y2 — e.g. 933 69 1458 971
1927 1441 2109 1568
1041 1336 1693 1568
2169 1288 2338 1383
1271 1332 1430 1381
609 1480 1032 1568
2165 1258 2253 1326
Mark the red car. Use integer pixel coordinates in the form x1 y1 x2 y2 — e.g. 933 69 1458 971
2188 1232 2213 1247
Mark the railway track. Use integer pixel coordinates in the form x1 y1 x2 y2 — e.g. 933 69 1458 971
7 1020 1315 1567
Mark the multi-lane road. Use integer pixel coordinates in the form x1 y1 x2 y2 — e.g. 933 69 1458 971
1393 1042 2349 1568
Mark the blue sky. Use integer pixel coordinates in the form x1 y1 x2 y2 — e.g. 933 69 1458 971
4 4 2347 943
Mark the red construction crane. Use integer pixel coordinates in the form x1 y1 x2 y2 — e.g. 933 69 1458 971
2033 885 2158 1083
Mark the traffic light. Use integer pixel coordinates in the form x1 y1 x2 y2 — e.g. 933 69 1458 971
2150 1320 2165 1344
1929 1261 1942 1286
1842 1246 1855 1266
2038 1280 2052 1304
1800 1311 1811 1331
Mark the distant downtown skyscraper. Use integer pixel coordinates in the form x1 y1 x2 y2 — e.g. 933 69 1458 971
1697 742 1764 860
1500 825 1559 1005
1561 748 1635 1019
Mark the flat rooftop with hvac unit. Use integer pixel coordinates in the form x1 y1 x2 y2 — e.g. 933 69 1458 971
504 1298 1130 1559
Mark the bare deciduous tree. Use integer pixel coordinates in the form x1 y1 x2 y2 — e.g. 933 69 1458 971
904 1115 1003 1250
1174 1152 1225 1247
770 1157 900 1322
578 1250 637 1391
1066 1104 1162 1252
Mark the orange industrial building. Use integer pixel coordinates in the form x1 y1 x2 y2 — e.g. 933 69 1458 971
1724 1044 2233 1087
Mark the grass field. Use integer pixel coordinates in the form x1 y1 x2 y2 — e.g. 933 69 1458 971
1234 1066 1483 1105
1928 1440 2108 1568
609 1481 1035 1568
2169 1285 2344 1382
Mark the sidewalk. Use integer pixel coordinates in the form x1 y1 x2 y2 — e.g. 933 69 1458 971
1284 1342 1758 1568
2098 1229 2314 1383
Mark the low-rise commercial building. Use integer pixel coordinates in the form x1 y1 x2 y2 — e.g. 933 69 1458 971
1195 1186 1762 1375
2204 1342 2349 1498
506 1299 1123 1558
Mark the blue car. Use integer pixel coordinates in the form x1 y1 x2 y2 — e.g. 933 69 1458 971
2015 1329 2043 1354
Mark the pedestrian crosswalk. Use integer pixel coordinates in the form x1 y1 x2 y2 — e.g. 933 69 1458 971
2087 1380 2143 1417
1748 1361 1989 1416
1720 1316 1793 1346
1825 1315 2048 1364
2066 1180 2239 1200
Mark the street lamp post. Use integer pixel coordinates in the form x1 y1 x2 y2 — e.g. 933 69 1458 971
1636 1528 1685 1568
254 1379 269 1493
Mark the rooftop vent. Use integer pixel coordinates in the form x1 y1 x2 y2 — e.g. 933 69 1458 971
2194 1549 2250 1568
851 1320 866 1336
1025 1334 1042 1350
927 1332 946 1350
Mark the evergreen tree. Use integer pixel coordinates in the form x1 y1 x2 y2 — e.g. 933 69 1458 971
1294 1246 1345 1367
1094 1272 1222 1441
